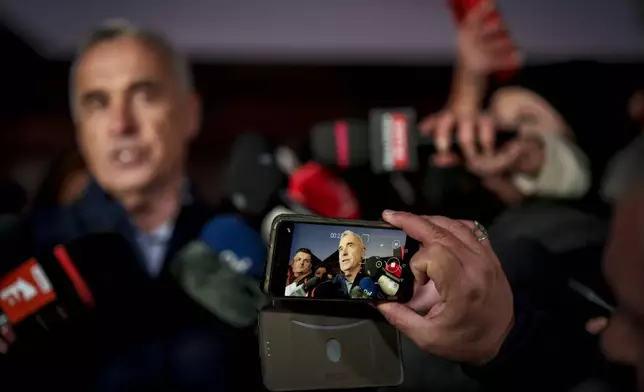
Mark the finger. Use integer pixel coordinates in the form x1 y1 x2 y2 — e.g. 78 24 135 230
418 114 438 136
586 317 609 335
478 20 508 41
410 255 431 286
432 153 461 167
435 113 454 154
421 216 486 251
457 118 477 158
467 140 523 176
0 338 7 355
463 0 495 28
477 114 496 156
382 210 456 247
406 280 441 313
377 302 434 348
489 51 523 71
482 37 515 55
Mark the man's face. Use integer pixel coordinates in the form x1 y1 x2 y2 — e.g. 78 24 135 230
291 251 312 276
338 234 364 274
73 36 200 196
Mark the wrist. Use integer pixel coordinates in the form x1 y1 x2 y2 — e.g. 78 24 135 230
447 63 487 116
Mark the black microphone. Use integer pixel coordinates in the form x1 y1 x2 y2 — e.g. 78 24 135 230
303 276 322 293
364 256 385 279
310 111 518 173
222 133 284 217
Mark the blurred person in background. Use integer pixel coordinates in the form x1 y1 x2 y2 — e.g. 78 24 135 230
421 2 633 213
31 150 89 210
1 20 259 391
285 247 316 296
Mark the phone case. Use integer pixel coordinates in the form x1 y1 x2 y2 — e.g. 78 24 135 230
264 214 398 296
258 307 403 391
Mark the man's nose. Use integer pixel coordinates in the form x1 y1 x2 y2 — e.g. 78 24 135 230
108 102 137 136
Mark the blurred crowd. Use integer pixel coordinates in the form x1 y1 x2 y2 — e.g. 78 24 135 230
0 2 643 392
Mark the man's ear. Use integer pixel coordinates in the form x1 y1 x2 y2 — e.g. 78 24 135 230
186 91 202 140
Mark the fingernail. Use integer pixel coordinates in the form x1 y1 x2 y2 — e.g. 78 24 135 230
383 209 396 217
437 138 449 153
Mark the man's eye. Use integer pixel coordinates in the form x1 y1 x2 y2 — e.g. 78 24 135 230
85 97 107 111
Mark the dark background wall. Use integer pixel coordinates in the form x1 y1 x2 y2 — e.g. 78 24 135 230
1 23 642 202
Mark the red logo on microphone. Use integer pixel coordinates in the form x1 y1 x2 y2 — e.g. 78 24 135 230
0 259 56 324
382 112 410 170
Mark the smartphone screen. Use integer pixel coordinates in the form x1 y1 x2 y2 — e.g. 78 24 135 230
267 218 418 302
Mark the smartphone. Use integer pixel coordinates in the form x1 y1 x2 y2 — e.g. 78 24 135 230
265 215 418 302
448 0 518 83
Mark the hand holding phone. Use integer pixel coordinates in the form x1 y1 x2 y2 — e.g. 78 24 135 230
375 210 514 364
264 215 418 303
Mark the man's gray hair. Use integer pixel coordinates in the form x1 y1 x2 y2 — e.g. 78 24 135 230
69 19 193 120
340 230 365 248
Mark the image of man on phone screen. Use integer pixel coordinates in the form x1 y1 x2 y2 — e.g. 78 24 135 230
314 230 367 299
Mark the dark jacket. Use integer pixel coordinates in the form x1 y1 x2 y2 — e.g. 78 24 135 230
313 271 367 299
6 181 262 391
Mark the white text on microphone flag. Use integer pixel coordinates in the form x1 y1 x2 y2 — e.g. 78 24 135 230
219 250 252 274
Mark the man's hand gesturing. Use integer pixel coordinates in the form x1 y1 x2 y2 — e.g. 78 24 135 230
377 210 514 364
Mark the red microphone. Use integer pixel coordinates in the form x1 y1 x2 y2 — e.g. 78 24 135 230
287 162 360 219
385 258 403 279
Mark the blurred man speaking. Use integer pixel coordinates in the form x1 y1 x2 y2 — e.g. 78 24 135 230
6 20 259 391
72 19 200 260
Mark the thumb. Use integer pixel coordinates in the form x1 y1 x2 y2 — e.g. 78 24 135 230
378 302 432 347
586 317 609 335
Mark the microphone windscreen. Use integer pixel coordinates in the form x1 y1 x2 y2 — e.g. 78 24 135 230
350 285 364 299
172 241 269 328
310 119 370 169
359 277 379 298
364 256 384 279
303 276 320 292
222 133 283 216
200 215 267 280
287 162 360 219
261 206 296 244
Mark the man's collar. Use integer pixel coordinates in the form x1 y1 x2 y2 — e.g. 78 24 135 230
83 177 194 207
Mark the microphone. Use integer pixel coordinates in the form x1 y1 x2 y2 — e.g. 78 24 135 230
222 133 284 217
359 278 380 299
310 112 518 173
0 231 141 355
364 256 385 279
287 162 360 219
303 276 322 293
171 215 270 328
310 119 371 170
200 214 267 280
349 285 367 299
261 206 296 245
